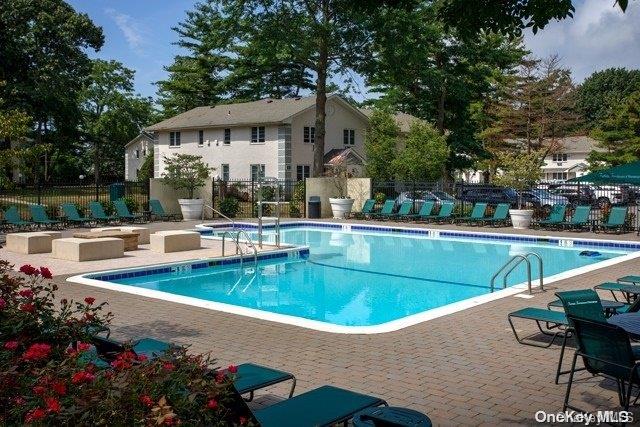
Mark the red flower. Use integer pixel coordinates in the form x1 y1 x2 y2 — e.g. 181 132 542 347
32 385 47 396
206 399 218 410
0 297 6 310
45 397 61 413
215 372 226 383
52 381 66 396
136 354 148 362
39 267 53 279
164 415 176 426
71 370 95 384
24 408 46 423
162 362 175 372
83 312 95 321
19 289 34 299
84 297 95 305
139 395 154 407
14 396 26 405
22 343 51 361
227 364 238 374
4 341 19 351
19 303 36 313
77 342 91 352
19 264 39 276
239 416 248 425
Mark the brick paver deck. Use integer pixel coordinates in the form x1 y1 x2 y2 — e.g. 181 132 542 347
8 220 640 425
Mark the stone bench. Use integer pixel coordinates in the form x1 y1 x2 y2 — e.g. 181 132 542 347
91 226 150 244
150 230 201 253
52 237 124 262
5 231 62 254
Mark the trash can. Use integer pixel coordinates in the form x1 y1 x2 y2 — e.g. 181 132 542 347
109 183 125 202
308 196 321 219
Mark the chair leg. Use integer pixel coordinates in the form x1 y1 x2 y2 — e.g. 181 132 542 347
288 376 297 398
563 352 579 411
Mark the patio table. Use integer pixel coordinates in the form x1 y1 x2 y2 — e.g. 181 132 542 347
609 313 640 339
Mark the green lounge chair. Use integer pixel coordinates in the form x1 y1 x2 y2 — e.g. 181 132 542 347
253 385 387 427
535 204 567 229
369 199 395 220
393 200 414 220
91 335 172 362
29 204 62 229
454 202 487 225
423 202 454 223
597 206 628 234
3 206 34 230
232 363 296 401
559 205 591 230
619 275 640 285
149 199 180 221
594 281 640 303
89 201 118 224
350 199 376 219
61 203 94 227
113 199 145 223
563 316 640 414
507 307 569 348
408 200 435 221
482 203 510 227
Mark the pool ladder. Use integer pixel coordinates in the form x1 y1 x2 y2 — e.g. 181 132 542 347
490 252 544 294
220 230 258 271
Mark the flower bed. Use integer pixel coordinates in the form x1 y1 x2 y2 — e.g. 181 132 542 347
0 260 253 425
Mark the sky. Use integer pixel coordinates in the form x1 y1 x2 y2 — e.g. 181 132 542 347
68 0 640 102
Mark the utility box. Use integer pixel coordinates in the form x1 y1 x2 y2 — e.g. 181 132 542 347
307 196 321 219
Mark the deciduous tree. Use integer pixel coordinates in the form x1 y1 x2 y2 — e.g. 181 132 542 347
364 110 400 181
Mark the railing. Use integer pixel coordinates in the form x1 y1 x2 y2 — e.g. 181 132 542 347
490 252 544 294
220 230 258 271
203 204 234 228
236 229 258 269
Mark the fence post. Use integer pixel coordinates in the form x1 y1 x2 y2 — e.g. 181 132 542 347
251 179 255 218
36 178 42 205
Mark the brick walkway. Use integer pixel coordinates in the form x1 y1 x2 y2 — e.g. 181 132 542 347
40 221 640 425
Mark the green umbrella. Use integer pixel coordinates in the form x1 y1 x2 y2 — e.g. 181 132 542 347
569 161 640 185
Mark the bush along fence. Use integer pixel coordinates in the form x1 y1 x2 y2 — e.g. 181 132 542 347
213 179 306 219
0 179 149 220
372 180 640 231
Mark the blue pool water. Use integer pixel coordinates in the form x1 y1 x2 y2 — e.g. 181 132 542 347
104 227 632 328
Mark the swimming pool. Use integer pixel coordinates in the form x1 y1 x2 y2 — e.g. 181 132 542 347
70 223 640 333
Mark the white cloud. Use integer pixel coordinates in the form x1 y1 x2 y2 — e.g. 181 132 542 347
524 0 640 82
105 8 148 53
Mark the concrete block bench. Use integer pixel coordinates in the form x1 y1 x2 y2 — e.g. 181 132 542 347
6 231 62 254
150 230 201 253
92 226 150 244
52 237 124 261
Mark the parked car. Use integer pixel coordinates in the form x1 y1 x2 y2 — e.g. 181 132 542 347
520 189 569 209
457 186 519 207
546 184 610 208
394 190 457 210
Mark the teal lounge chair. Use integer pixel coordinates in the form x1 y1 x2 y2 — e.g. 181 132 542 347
594 281 640 303
29 204 62 229
423 202 455 223
535 204 567 229
61 203 94 227
394 200 414 220
454 202 487 225
350 199 376 219
483 203 510 227
559 205 591 230
232 363 296 401
113 200 145 223
369 199 395 219
149 199 180 221
91 335 172 362
409 200 435 221
89 201 118 224
597 206 628 234
3 206 34 230
253 385 387 427
507 307 569 348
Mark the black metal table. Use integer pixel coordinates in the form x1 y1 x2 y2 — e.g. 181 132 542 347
609 313 640 339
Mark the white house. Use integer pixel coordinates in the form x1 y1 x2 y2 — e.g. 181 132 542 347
124 132 155 181
140 94 418 181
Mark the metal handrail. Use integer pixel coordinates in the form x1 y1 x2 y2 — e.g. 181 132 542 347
502 253 544 291
490 252 544 294
203 204 234 227
221 230 244 271
236 230 258 270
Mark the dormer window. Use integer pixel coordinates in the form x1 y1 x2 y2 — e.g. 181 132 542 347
552 153 568 162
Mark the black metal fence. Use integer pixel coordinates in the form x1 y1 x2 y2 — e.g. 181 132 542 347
372 180 640 230
0 180 149 219
212 179 306 219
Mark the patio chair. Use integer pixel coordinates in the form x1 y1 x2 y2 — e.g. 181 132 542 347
368 199 395 220
89 201 118 224
563 315 640 414
29 204 62 229
149 199 180 222
482 203 510 227
61 203 95 227
454 202 487 225
2 206 34 230
91 335 173 362
394 200 414 220
113 199 145 223
423 202 455 223
230 363 296 402
596 206 628 234
252 385 387 427
558 205 591 231
408 200 435 221
350 199 376 219
507 307 569 348
534 204 567 229
594 281 640 303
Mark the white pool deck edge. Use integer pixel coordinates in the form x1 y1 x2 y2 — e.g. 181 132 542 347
67 222 640 335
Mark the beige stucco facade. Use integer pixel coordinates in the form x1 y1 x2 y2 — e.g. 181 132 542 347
124 134 154 181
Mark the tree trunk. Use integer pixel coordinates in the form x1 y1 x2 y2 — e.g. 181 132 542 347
312 1 329 178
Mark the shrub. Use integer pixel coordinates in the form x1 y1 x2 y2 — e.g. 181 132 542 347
374 192 386 205
0 261 252 426
161 154 213 199
219 197 240 218
120 196 138 213
289 181 305 217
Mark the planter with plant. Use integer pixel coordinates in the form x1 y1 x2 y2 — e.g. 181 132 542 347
494 151 544 229
161 154 213 220
327 163 354 219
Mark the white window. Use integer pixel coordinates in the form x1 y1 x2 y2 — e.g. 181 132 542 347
142 148 147 156
221 164 229 181
169 131 181 147
250 164 265 181
343 129 355 146
224 128 231 145
552 153 568 162
135 149 140 159
552 172 568 180
303 126 315 144
251 126 266 143
296 165 310 181
198 130 204 146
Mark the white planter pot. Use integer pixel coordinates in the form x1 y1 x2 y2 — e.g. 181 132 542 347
178 199 204 220
509 209 534 229
329 198 355 219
